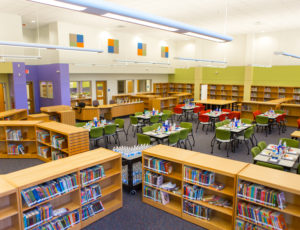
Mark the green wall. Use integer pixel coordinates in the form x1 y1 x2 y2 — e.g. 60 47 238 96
202 66 245 85
169 68 195 83
253 66 300 86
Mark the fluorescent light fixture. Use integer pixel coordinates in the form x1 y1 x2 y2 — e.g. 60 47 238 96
31 0 232 42
274 51 300 59
0 41 103 53
174 57 227 64
251 64 272 68
102 13 178 32
29 0 86 11
0 55 42 60
115 59 170 65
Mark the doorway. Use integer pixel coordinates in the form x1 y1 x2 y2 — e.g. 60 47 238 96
0 83 7 112
96 81 107 105
26 82 35 114
127 80 134 93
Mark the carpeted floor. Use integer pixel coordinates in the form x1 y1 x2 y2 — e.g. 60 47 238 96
0 117 297 230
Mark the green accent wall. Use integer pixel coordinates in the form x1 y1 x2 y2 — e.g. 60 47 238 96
253 66 300 86
169 68 195 83
0 62 13 74
202 66 245 85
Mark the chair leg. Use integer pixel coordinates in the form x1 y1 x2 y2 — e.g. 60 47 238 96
187 139 192 150
124 128 128 141
245 140 249 155
211 139 216 154
127 125 131 137
133 126 137 137
226 142 229 158
191 132 195 146
196 121 200 132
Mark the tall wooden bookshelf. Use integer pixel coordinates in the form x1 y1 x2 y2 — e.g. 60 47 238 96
169 92 192 104
236 164 300 230
152 97 178 112
153 83 169 97
142 145 248 230
280 103 300 127
203 84 244 102
0 109 27 121
153 83 195 97
0 176 20 230
4 148 122 229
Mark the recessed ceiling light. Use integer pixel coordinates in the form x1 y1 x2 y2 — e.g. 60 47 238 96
31 20 36 23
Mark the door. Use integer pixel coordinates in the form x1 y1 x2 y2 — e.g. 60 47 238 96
26 82 35 114
96 81 107 105
0 83 5 112
127 80 134 93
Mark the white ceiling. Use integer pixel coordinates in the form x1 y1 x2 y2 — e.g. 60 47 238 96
1 0 300 40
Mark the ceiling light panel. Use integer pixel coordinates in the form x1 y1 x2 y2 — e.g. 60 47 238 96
29 0 86 11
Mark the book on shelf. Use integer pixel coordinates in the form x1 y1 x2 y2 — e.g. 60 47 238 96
80 165 105 186
81 183 102 205
40 210 80 229
51 135 66 150
38 145 50 159
144 185 169 205
21 173 78 207
183 200 211 220
6 128 22 140
8 144 25 155
52 150 67 161
184 166 215 187
23 203 53 229
36 130 50 143
238 181 286 209
144 170 163 187
236 219 265 230
82 201 104 221
237 202 288 230
144 157 173 174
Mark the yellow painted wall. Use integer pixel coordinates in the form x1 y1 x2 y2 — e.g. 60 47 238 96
168 68 195 83
0 62 13 74
202 66 245 85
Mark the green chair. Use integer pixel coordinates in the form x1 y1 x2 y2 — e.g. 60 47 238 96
223 119 231 125
89 127 104 149
256 115 269 137
236 127 253 154
104 124 120 148
152 123 162 130
241 118 252 124
75 122 86 127
150 115 160 124
114 118 128 141
161 114 169 122
215 121 224 128
135 112 143 116
142 125 154 133
178 129 191 150
180 122 195 146
137 133 151 145
275 110 284 114
256 161 284 171
163 110 173 122
168 132 180 147
279 138 299 148
251 146 261 160
127 116 143 137
257 141 267 151
211 129 232 157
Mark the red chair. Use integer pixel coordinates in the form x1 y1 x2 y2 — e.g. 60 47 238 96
176 104 184 108
205 109 211 113
199 105 205 111
219 114 226 121
193 107 201 120
222 109 231 113
196 103 203 106
274 114 283 135
298 118 300 129
173 107 183 121
232 111 241 120
227 112 234 120
196 114 212 134
253 110 261 120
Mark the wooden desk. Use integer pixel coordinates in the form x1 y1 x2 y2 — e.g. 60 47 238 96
41 105 75 126
0 109 27 120
98 102 144 120
71 97 92 107
291 131 300 139
73 106 100 121
27 113 50 122
194 99 237 109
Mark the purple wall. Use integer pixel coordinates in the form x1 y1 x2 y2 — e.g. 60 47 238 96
13 62 28 110
26 63 70 112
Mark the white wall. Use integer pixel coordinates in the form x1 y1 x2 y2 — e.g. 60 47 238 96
69 73 169 102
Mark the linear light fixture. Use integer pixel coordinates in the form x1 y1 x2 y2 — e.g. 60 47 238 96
0 41 103 53
115 59 170 65
274 51 300 59
174 57 227 64
27 0 232 42
30 0 86 11
0 55 42 59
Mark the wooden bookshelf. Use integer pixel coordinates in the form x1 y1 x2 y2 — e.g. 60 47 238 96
152 97 178 112
153 83 169 97
40 105 75 126
202 84 244 102
280 103 300 127
142 145 248 230
112 94 133 103
71 97 92 107
236 164 300 230
0 176 20 230
153 83 195 97
169 92 192 104
4 148 122 229
27 113 50 122
130 95 159 110
36 121 89 161
0 109 27 121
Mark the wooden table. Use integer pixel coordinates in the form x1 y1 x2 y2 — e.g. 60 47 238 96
98 102 144 120
40 105 75 126
27 113 50 122
291 131 300 139
144 127 186 143
73 106 100 121
194 99 237 110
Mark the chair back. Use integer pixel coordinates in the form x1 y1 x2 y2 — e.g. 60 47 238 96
275 110 284 114
152 123 162 130
135 112 143 116
130 116 138 125
104 124 117 135
251 146 261 158
219 114 226 121
90 127 103 138
256 162 284 171
222 109 231 113
137 134 151 145
241 118 252 124
150 115 160 123
180 122 192 133
231 111 241 120
161 114 169 122
168 132 180 144
215 121 224 128
114 118 124 128
215 129 231 141
279 138 299 148
176 104 185 107
163 110 172 114
193 107 201 114
198 114 210 122
195 103 203 106
142 125 153 133
92 100 99 107
223 119 231 125
179 129 189 140
173 107 183 114
256 115 269 124
244 127 252 139
253 110 261 120
75 122 86 127
257 141 267 151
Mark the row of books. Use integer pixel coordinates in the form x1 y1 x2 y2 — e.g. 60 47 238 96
144 170 163 187
144 186 170 205
183 200 211 220
38 210 80 230
8 144 25 155
80 165 105 186
23 203 53 229
36 130 50 143
184 166 215 186
38 145 50 159
82 201 105 221
81 184 102 205
144 157 173 174
52 150 67 161
21 174 78 207
237 202 288 230
6 128 22 140
236 219 265 230
238 181 286 209
183 183 204 200
51 135 66 150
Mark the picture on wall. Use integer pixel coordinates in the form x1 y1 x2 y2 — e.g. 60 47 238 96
137 43 147 56
161 46 169 58
108 39 119 54
69 34 84 48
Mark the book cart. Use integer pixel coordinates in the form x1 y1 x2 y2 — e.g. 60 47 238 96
122 155 142 195
235 164 300 230
4 148 122 229
142 145 248 230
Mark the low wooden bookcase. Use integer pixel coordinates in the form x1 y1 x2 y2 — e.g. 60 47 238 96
0 109 27 121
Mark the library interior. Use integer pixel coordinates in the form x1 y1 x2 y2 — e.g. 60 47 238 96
1 0 300 230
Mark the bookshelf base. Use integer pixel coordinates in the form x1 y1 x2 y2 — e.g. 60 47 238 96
0 153 50 163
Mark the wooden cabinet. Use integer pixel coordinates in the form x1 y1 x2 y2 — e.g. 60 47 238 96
152 97 178 112
71 97 92 107
40 105 75 126
0 109 27 121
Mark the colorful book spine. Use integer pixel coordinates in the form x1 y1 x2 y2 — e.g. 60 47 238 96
143 185 162 203
184 166 215 186
82 201 105 221
38 145 50 158
183 183 204 201
23 203 53 229
51 135 66 150
143 157 173 174
236 219 265 230
8 144 25 155
6 128 22 140
51 150 67 161
36 130 50 143
39 210 80 229
80 165 105 186
183 200 211 220
144 171 163 187
81 184 102 205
